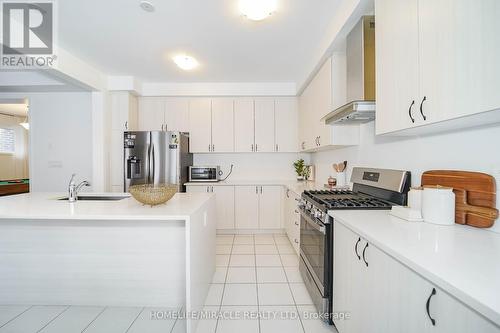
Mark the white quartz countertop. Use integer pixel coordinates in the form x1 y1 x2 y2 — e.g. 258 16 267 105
185 180 345 195
329 209 500 326
0 192 214 221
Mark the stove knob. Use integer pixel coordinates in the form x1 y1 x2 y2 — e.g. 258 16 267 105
315 210 324 219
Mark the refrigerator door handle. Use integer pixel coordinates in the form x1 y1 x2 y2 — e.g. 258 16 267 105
151 144 156 184
146 143 151 184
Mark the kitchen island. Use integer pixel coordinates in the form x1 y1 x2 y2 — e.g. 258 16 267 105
0 192 216 333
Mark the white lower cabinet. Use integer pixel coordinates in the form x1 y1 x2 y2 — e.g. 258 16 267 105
186 185 235 230
258 186 282 229
234 185 282 230
334 222 500 333
213 186 235 230
284 189 300 253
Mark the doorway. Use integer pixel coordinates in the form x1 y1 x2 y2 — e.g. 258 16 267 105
0 98 30 196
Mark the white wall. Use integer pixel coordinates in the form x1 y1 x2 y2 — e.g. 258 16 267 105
0 114 29 180
312 122 500 233
194 153 311 181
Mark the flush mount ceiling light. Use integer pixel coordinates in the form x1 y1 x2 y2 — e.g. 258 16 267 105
173 55 199 71
139 1 155 12
239 0 278 21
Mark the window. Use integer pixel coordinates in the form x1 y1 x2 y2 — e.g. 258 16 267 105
0 128 15 154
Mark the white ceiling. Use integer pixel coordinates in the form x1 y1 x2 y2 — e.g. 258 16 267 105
58 0 341 84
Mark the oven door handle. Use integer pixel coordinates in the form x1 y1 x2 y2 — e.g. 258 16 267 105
301 210 326 234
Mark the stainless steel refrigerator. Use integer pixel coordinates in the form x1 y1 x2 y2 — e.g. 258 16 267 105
123 131 193 192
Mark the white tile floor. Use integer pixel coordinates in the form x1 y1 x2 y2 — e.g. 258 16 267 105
200 234 337 333
0 305 184 333
0 234 336 333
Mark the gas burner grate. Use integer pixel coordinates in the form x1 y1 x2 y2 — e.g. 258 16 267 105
324 198 393 209
306 189 354 196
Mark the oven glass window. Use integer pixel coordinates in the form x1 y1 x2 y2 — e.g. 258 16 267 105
300 215 325 286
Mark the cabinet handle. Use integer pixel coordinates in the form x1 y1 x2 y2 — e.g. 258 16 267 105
318 136 321 146
408 100 416 123
354 237 361 260
255 144 258 152
206 186 209 193
208 144 211 152
212 144 215 151
286 189 289 198
419 96 427 121
275 143 279 152
256 186 258 194
294 239 299 244
294 209 299 214
125 121 128 130
161 124 164 131
295 221 299 226
426 288 437 326
408 101 415 123
362 242 369 267
211 186 214 192
301 142 305 150
251 144 254 152
260 186 263 194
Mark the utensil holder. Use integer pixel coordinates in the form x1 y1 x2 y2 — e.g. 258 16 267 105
336 171 346 187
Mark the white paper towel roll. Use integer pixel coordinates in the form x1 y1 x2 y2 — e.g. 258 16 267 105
422 186 455 226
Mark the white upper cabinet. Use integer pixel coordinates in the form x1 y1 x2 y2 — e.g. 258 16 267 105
299 57 360 151
376 0 500 135
138 97 164 131
275 98 298 152
139 96 298 153
188 98 212 153
111 92 138 131
211 98 234 153
164 98 189 132
375 0 420 134
138 97 188 132
234 99 255 153
254 99 275 153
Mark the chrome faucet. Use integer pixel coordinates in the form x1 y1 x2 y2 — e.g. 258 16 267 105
68 173 91 202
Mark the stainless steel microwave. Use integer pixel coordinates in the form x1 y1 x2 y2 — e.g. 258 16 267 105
189 166 220 182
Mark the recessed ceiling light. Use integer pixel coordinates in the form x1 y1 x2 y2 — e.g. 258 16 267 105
173 55 199 71
239 0 278 21
139 1 155 12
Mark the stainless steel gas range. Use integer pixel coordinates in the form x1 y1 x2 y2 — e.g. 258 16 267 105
298 167 411 324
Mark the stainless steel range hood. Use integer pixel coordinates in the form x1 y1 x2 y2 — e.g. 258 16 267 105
324 16 375 125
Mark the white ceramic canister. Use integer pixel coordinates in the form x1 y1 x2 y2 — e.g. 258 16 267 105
422 186 456 226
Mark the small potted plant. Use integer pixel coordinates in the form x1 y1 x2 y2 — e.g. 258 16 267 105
293 159 306 181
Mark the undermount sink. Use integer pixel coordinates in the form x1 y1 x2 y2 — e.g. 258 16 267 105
58 195 128 201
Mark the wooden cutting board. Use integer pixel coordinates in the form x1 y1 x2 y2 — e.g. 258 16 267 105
421 170 499 228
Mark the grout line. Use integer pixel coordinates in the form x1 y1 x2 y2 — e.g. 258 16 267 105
0 305 33 329
254 234 261 333
169 306 183 333
214 235 234 333
124 307 145 333
275 235 307 333
36 305 71 333
81 306 107 333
